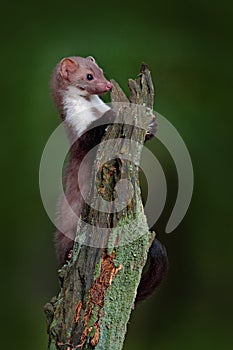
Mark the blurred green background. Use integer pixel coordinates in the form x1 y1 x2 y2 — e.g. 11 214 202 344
1 0 233 348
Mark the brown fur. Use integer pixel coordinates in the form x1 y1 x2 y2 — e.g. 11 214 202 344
52 56 112 264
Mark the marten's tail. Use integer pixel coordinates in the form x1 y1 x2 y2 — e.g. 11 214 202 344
135 238 168 304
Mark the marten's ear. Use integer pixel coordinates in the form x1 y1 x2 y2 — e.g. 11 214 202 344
60 58 78 79
86 56 95 63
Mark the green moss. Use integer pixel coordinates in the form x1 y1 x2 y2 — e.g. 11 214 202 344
95 213 153 350
49 339 58 350
88 305 99 327
93 259 102 280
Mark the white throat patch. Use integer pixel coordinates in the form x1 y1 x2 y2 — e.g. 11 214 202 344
63 86 110 141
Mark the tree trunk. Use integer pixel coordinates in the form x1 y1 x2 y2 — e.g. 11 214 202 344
44 64 155 350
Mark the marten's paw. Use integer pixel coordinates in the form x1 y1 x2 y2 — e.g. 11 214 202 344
145 113 157 141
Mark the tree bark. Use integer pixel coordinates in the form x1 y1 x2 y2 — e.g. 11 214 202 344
44 64 155 350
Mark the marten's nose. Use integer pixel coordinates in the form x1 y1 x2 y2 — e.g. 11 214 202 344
106 81 112 91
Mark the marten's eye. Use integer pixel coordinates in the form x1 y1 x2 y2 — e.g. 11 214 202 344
86 74 94 81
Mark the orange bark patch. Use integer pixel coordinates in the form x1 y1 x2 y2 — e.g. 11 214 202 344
90 323 100 347
74 301 82 323
78 252 123 348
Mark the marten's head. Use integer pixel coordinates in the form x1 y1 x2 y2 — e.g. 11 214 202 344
54 56 112 96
